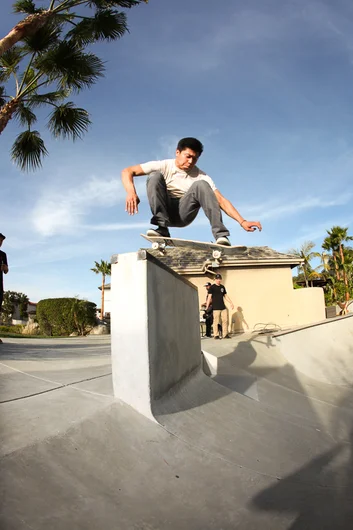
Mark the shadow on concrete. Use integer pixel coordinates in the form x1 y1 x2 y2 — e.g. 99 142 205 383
250 399 353 528
155 329 353 528
157 333 303 414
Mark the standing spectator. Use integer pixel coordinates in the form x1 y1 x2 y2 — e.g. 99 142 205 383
202 282 213 337
206 273 234 340
0 233 9 342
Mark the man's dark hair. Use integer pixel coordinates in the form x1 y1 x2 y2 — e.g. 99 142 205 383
177 137 204 156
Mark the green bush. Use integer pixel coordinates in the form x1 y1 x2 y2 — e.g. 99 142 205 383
0 324 24 334
36 298 97 336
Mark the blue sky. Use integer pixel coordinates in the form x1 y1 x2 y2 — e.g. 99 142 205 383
1 0 352 305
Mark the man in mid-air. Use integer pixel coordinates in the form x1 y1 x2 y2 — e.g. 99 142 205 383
122 137 262 246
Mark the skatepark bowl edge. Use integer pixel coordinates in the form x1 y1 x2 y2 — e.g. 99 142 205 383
1 318 353 527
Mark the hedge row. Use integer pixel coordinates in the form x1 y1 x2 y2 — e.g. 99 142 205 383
0 325 24 334
36 298 97 336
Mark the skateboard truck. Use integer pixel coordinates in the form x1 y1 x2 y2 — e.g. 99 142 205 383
212 249 223 259
152 241 166 254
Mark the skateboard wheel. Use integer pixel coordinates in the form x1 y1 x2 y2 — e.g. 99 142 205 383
152 242 160 250
213 250 222 259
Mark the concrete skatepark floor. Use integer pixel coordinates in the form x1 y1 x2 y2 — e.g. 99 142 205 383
1 321 353 529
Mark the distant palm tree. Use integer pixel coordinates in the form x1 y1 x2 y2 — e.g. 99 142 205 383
288 241 320 288
0 0 148 170
325 226 353 304
315 251 330 273
91 259 111 319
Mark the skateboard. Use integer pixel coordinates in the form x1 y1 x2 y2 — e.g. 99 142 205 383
141 234 247 258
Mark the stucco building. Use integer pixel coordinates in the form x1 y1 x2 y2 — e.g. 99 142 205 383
145 245 326 333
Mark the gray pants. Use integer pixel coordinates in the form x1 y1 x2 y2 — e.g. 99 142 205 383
146 172 230 239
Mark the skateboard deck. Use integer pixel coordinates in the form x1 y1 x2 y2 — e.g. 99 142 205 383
141 234 247 256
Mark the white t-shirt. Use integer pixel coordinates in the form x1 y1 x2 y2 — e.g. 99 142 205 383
140 159 217 199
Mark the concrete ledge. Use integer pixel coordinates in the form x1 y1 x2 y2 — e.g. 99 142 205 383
273 313 353 337
110 252 202 420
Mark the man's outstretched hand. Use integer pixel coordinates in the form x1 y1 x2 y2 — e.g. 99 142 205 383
241 220 262 232
125 193 140 215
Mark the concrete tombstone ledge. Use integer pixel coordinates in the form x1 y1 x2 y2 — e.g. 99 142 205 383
110 250 202 421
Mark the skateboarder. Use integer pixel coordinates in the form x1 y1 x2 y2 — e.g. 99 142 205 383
122 137 262 246
206 274 233 339
0 233 9 341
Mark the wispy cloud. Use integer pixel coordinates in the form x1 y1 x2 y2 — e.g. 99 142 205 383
302 1 353 54
85 221 150 231
241 193 352 221
155 135 179 159
31 176 147 236
142 5 313 73
277 215 353 252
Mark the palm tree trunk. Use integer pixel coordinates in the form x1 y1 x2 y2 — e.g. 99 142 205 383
0 98 20 135
338 244 350 302
101 274 105 319
343 271 350 302
303 266 309 288
333 253 340 281
0 12 52 58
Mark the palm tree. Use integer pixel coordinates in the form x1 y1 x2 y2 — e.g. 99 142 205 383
322 235 339 280
91 259 111 319
288 241 320 288
0 0 148 170
325 226 353 305
0 1 148 57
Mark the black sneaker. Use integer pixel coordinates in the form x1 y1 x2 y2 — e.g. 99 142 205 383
147 226 171 238
214 336 220 340
223 335 232 339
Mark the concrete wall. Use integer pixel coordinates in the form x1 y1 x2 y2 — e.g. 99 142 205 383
110 251 201 419
290 287 326 326
275 314 353 385
187 266 326 333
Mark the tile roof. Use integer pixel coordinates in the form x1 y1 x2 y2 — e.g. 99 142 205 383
142 246 301 274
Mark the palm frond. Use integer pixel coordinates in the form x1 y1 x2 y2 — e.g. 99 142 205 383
0 86 7 107
0 46 23 81
11 130 48 171
67 9 128 45
23 24 62 54
35 41 104 91
47 102 91 139
13 0 38 14
91 259 111 274
19 66 38 91
87 1 143 8
27 88 70 107
300 240 316 255
14 103 37 127
0 68 9 84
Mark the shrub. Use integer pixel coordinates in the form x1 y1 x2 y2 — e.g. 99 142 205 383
36 298 97 336
0 324 24 334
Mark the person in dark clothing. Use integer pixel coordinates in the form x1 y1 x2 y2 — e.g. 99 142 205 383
202 282 213 337
0 233 9 341
206 273 234 339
